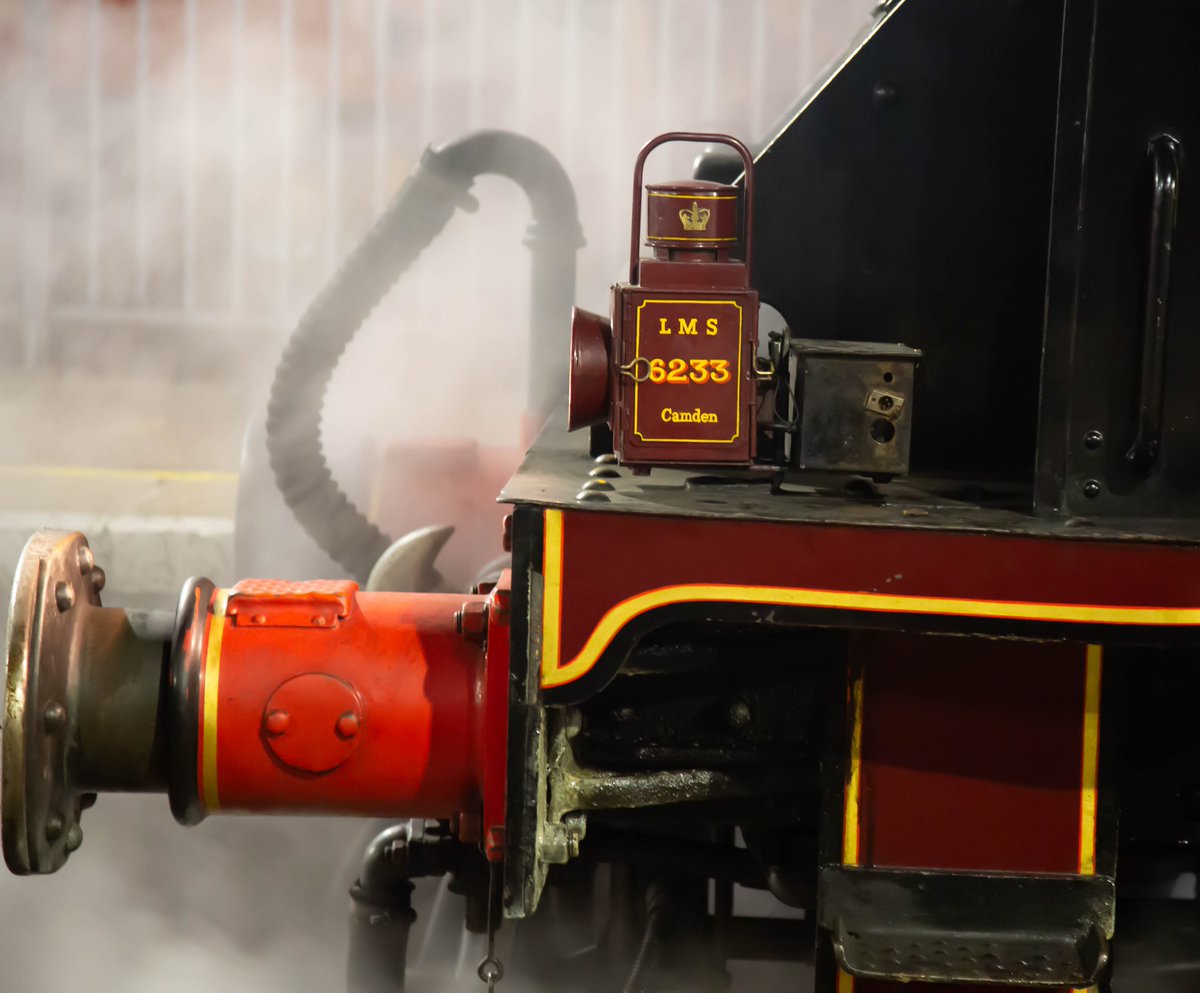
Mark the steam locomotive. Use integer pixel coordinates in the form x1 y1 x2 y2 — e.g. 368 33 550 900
5 1 1199 990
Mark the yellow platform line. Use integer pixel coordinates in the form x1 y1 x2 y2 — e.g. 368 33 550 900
0 464 237 484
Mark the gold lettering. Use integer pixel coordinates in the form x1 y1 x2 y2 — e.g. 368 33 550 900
705 317 719 336
660 407 719 425
658 317 671 335
678 318 698 336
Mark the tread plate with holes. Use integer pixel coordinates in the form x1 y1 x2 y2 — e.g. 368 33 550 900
819 867 1114 987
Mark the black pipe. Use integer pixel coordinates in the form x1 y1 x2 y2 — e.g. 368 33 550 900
347 826 418 993
622 880 670 993
266 131 582 581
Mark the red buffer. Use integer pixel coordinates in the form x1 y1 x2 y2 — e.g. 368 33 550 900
0 529 511 875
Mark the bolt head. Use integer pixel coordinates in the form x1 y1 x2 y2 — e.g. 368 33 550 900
89 565 106 594
1082 479 1102 499
335 711 359 739
457 601 488 643
264 709 290 736
728 699 752 729
76 545 94 575
45 814 64 842
54 581 75 612
65 824 83 853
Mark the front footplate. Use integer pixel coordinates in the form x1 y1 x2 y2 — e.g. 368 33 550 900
819 867 1114 987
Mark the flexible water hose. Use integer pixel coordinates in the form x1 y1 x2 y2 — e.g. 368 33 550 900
266 131 582 580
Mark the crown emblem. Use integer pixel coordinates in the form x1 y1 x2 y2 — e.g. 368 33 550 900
679 201 711 232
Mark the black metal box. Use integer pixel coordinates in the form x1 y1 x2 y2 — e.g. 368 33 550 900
790 339 921 477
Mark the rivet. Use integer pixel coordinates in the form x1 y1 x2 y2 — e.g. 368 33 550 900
76 545 94 575
65 824 83 852
576 490 610 503
1082 479 1102 499
252 614 267 625
264 709 290 736
593 453 618 465
54 581 75 612
335 712 359 739
580 478 613 492
89 566 105 594
872 79 901 107
588 466 620 479
311 615 328 627
43 702 66 733
1083 430 1103 450
728 699 752 728
45 814 64 842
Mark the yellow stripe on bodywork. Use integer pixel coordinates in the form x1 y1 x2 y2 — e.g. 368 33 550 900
541 581 1200 688
842 666 864 867
1078 645 1103 876
202 588 230 812
540 511 564 687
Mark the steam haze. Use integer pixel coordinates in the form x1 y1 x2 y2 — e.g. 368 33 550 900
0 2 869 990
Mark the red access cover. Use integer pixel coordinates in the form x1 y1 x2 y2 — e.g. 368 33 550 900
227 579 357 628
261 673 363 774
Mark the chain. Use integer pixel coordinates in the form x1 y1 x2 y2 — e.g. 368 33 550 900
475 860 504 993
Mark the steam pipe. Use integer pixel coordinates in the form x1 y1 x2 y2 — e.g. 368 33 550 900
265 131 582 581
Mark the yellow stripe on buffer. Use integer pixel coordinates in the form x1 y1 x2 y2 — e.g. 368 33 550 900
201 589 230 813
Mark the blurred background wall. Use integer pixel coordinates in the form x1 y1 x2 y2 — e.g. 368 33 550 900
0 2 870 990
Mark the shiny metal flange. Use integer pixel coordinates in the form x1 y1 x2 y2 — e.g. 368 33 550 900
3 530 104 874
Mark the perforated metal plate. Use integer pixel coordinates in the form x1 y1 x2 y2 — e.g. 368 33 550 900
820 867 1114 987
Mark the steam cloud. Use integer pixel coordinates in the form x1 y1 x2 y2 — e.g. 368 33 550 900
0 2 868 991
